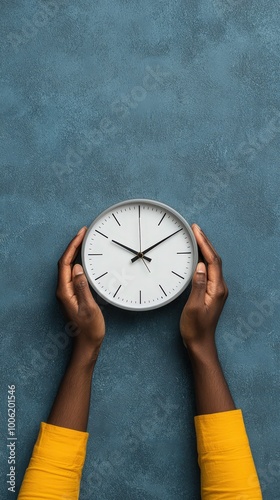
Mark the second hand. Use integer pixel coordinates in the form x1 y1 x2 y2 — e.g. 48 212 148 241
138 205 151 273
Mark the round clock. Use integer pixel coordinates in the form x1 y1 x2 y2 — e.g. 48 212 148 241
81 199 198 311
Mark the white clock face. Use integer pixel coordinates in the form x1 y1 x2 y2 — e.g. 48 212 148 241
81 199 198 311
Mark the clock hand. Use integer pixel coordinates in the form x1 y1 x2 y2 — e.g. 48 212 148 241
141 256 151 273
138 205 150 272
138 205 142 252
112 239 152 262
131 228 183 263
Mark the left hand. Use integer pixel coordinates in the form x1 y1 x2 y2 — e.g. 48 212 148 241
56 227 106 362
180 224 228 354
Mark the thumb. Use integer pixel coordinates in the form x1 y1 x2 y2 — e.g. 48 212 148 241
72 264 94 306
188 262 207 305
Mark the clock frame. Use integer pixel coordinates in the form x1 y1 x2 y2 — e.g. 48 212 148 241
81 199 198 311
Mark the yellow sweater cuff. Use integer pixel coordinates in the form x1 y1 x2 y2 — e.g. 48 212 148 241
31 422 89 471
194 409 249 454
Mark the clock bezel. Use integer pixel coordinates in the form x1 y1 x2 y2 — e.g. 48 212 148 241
81 198 198 311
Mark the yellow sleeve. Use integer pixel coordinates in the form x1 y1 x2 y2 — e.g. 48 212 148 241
18 422 89 500
194 409 262 500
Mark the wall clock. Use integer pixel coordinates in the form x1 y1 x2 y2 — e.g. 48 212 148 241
81 199 198 311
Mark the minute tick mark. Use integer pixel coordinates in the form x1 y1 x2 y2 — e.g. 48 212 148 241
158 212 166 226
112 213 121 226
95 272 108 281
171 271 185 280
96 230 108 239
159 284 167 296
113 285 122 297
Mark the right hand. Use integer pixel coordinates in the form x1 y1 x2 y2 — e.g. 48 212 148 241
180 224 228 353
56 227 106 363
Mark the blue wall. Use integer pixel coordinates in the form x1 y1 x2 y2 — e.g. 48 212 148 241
1 1 279 498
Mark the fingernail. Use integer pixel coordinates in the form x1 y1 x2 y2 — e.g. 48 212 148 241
197 262 205 273
73 264 84 276
77 226 86 235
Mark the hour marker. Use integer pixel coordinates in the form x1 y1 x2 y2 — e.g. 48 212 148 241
139 290 142 304
177 252 191 254
172 271 185 280
159 284 167 296
138 205 141 218
95 272 108 281
158 212 166 226
88 253 103 255
112 213 121 226
96 230 108 238
113 285 122 297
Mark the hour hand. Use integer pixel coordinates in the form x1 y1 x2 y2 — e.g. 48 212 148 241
112 240 152 262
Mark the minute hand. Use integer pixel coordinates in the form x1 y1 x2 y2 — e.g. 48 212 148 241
131 228 183 263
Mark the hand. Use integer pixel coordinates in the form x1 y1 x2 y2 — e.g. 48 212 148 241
138 205 151 273
131 228 183 262
56 227 105 364
112 239 152 262
180 224 228 353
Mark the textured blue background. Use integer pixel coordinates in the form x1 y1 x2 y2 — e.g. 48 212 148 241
1 0 280 498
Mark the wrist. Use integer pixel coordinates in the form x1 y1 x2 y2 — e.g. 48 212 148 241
186 340 219 367
70 343 101 371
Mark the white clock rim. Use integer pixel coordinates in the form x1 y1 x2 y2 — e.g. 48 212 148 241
81 198 198 311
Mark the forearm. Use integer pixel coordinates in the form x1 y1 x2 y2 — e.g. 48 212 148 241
187 341 235 415
195 409 262 499
189 343 262 499
47 347 99 432
18 347 94 500
18 423 88 500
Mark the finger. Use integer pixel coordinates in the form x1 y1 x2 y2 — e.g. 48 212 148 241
57 227 87 291
187 262 207 307
192 224 220 262
192 224 224 285
72 264 95 307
